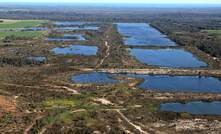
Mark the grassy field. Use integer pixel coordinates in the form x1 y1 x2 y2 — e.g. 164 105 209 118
0 20 47 29
0 31 47 39
203 30 221 37
0 20 48 39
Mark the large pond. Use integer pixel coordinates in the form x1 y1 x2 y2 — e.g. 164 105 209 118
54 26 99 31
71 72 120 84
129 48 207 68
123 74 221 93
160 101 221 115
51 45 98 56
72 72 221 93
116 23 176 46
47 34 86 41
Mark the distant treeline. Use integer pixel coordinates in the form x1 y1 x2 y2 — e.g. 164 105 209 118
0 8 221 22
149 15 221 58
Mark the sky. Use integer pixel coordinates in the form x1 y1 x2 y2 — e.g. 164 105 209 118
0 0 221 4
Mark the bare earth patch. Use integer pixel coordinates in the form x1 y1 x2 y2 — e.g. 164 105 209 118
0 95 17 116
94 98 114 105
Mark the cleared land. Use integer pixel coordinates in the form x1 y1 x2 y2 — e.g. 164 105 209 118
0 20 48 40
204 30 221 37
0 20 46 29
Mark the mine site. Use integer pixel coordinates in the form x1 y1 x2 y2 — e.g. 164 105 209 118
0 2 221 134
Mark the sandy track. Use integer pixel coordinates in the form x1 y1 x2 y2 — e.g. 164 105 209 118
115 109 149 134
23 115 45 134
96 41 110 68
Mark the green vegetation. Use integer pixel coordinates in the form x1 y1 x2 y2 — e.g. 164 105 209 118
0 31 47 39
34 95 112 132
30 109 88 133
42 110 81 125
0 20 48 40
42 99 78 109
0 113 13 128
42 95 113 110
204 30 221 37
180 112 191 118
146 102 160 112
0 20 47 29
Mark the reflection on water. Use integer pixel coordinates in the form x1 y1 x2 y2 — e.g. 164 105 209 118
160 101 221 115
51 45 98 56
116 23 176 46
54 26 99 31
47 34 86 41
71 72 221 93
71 72 119 84
129 48 207 68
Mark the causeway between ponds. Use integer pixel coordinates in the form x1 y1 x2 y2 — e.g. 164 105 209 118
75 68 221 77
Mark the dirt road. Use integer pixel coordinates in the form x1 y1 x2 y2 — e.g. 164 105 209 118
98 68 221 77
96 40 110 68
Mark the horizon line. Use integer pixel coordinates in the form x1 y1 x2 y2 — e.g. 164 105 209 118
0 2 221 4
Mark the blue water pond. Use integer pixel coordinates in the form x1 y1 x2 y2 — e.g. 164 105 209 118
51 45 98 56
26 56 46 64
47 34 86 41
54 26 99 31
71 72 221 93
160 101 221 115
129 48 207 68
122 74 221 93
116 23 176 46
71 72 119 84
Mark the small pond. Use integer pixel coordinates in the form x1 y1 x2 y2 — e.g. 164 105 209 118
64 34 86 41
51 45 98 56
47 34 86 41
71 72 119 84
54 26 99 31
26 56 46 64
